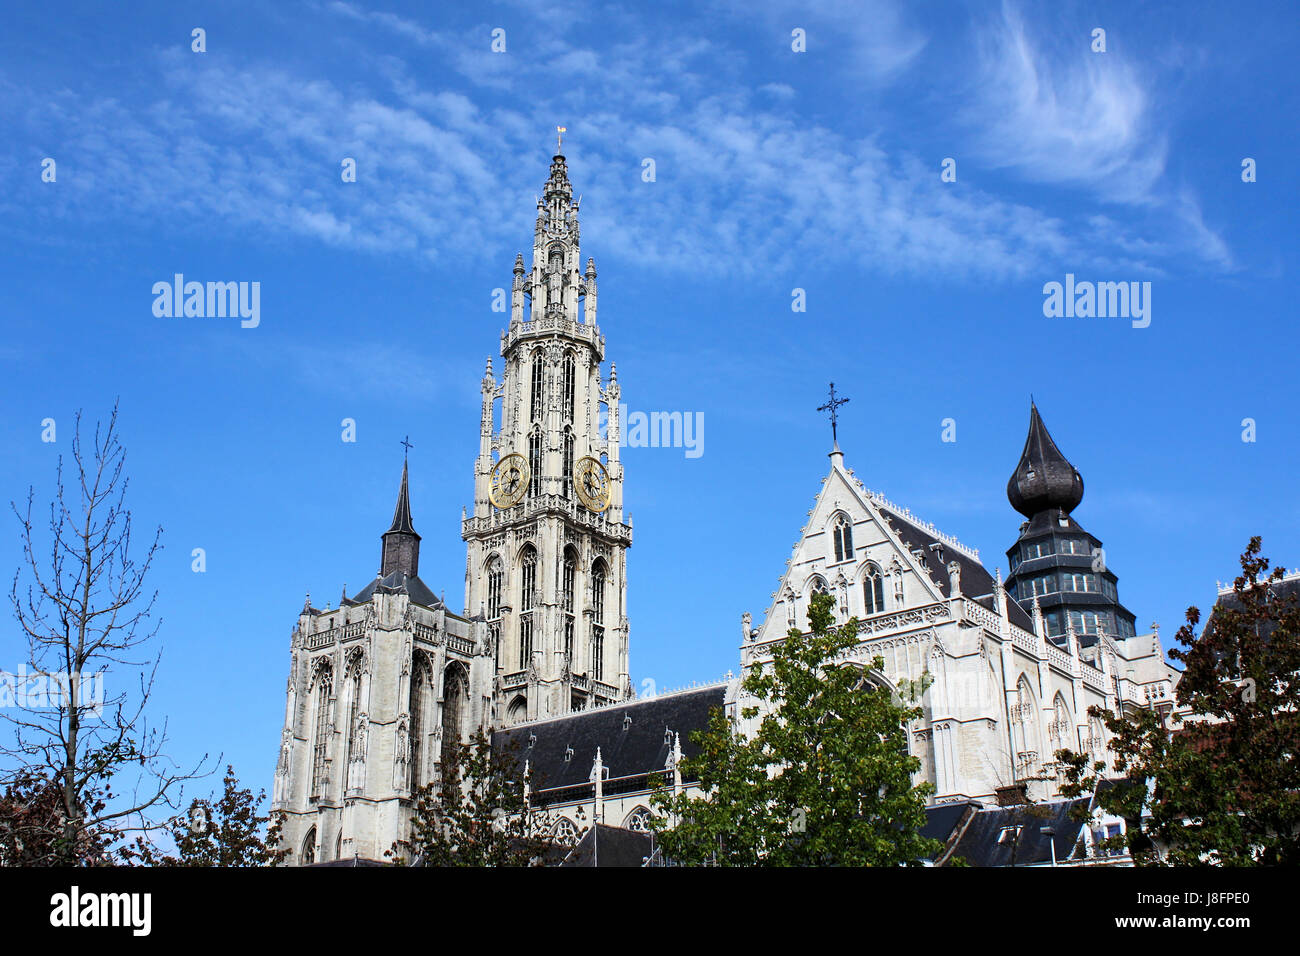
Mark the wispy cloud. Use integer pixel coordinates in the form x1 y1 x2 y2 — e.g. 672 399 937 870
0 1 1230 279
968 2 1167 202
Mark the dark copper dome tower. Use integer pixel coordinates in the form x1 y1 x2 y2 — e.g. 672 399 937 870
1003 403 1136 645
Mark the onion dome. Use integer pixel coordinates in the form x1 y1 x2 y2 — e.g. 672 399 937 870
1007 403 1084 518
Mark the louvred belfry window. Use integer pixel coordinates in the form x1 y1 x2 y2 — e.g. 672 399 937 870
528 431 542 497
530 358 545 423
487 557 503 619
563 353 576 422
519 547 537 669
562 431 574 497
563 548 576 661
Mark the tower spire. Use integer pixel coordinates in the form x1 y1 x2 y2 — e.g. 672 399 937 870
381 454 420 577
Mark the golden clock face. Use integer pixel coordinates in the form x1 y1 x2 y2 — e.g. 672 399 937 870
489 453 530 509
573 456 611 512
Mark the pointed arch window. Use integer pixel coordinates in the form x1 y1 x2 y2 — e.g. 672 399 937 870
808 576 830 624
442 664 467 757
552 817 578 846
409 656 431 789
310 665 333 798
521 547 538 612
562 353 576 422
519 547 538 669
343 658 363 783
562 430 575 498
591 560 606 622
624 806 653 831
562 547 577 662
592 559 607 682
528 430 542 497
486 556 503 619
832 515 854 563
301 827 317 865
863 564 885 615
1049 695 1070 747
530 356 545 423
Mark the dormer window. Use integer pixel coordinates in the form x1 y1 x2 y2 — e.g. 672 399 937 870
564 746 574 762
623 715 632 731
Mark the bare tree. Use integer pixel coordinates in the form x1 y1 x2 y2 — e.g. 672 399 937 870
2 404 212 864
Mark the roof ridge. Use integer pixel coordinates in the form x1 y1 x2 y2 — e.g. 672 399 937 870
498 680 730 731
870 494 982 562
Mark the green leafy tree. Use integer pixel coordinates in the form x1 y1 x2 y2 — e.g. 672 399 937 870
1058 538 1300 865
390 730 560 866
132 766 288 866
651 591 942 866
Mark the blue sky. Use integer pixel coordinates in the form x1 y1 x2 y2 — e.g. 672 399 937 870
1 0 1296 811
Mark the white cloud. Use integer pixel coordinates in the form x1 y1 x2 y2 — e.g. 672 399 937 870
0 2 1230 281
968 2 1167 202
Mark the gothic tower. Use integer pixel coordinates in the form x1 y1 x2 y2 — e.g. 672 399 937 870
462 151 633 724
274 459 495 864
1004 402 1137 643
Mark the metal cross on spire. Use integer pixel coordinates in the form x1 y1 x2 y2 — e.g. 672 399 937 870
556 125 567 152
400 435 414 459
817 382 850 445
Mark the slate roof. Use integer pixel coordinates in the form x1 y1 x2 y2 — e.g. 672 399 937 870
920 800 979 845
493 684 728 796
387 459 418 536
559 824 654 867
307 857 389 867
943 797 1092 867
1208 573 1300 646
880 506 1037 634
348 570 442 609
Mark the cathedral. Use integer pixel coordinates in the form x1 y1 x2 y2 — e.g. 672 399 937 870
271 149 1181 866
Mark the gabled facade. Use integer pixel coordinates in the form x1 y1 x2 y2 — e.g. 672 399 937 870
743 444 1179 804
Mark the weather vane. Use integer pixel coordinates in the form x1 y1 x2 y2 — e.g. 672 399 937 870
400 435 414 459
557 125 567 152
817 382 850 445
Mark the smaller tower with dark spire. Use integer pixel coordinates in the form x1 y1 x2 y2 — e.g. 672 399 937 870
380 459 420 578
1004 403 1136 644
